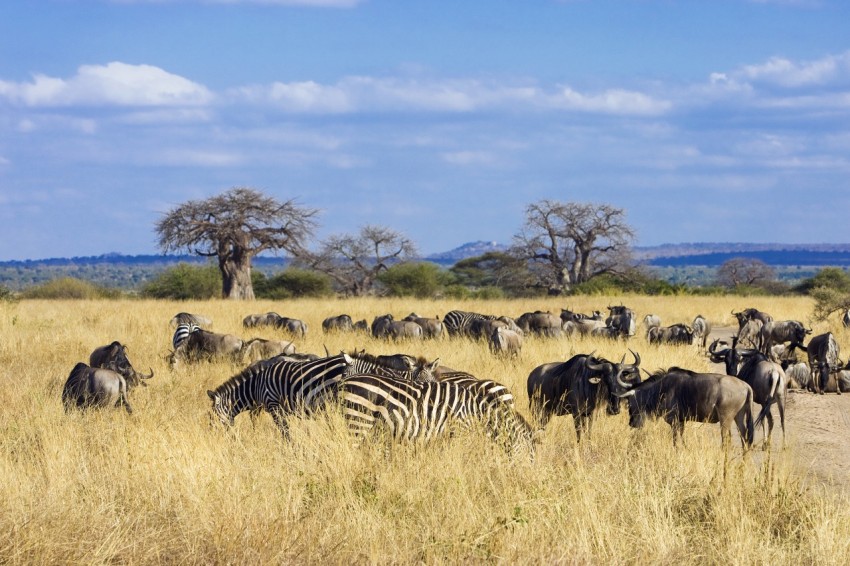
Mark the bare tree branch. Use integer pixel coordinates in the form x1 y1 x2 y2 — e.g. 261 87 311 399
155 186 319 299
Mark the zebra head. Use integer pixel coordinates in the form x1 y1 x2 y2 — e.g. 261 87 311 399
207 389 236 426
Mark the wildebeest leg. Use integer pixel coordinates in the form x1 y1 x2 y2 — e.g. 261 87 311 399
574 414 589 443
118 394 133 415
734 411 749 451
670 418 685 447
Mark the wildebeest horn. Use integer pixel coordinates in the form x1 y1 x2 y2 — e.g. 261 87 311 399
141 367 154 379
630 349 640 367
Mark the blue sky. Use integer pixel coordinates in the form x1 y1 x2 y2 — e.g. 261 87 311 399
1 0 849 260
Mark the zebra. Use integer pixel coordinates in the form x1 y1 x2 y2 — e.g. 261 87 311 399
345 350 439 383
339 372 535 454
172 322 200 350
443 310 498 338
207 353 352 435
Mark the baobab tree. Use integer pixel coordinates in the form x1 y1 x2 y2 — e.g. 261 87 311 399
155 187 318 300
512 200 635 294
305 225 417 296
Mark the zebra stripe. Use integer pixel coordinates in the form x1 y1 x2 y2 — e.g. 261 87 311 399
339 373 534 453
443 310 498 337
346 351 438 383
172 322 200 349
207 353 351 434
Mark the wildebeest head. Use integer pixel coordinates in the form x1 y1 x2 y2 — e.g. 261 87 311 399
89 341 153 389
584 350 642 414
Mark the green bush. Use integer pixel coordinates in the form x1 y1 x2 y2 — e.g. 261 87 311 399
377 262 452 298
141 263 221 300
0 285 16 303
795 267 850 295
21 277 122 300
255 268 333 299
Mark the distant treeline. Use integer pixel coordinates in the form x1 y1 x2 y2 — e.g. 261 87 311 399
647 250 850 267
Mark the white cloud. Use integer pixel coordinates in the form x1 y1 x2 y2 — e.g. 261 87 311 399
230 76 669 116
738 52 850 87
441 151 499 166
0 62 212 107
551 86 672 115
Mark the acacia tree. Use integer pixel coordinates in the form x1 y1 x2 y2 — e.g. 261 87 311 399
511 200 635 294
716 257 775 288
155 187 318 300
305 225 417 296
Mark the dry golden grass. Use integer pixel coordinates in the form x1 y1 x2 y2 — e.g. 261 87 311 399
2 295 849 564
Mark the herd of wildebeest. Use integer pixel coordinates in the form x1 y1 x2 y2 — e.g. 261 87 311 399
60 304 850 455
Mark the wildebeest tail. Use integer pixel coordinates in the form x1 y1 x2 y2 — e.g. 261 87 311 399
744 387 755 448
753 368 780 431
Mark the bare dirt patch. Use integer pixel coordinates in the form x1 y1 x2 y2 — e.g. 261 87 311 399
708 325 850 496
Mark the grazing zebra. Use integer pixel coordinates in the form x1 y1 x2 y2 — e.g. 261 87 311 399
340 373 535 454
345 350 439 383
207 353 352 434
172 322 200 350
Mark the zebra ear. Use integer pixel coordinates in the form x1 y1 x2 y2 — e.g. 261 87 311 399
428 358 440 371
207 390 216 400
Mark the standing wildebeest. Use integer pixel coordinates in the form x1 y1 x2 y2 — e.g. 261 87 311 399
733 308 774 328
647 324 695 345
736 319 764 350
490 326 523 357
692 315 712 349
169 312 212 328
643 314 662 332
733 351 787 447
620 368 755 450
322 314 354 333
606 305 636 337
89 341 153 389
241 338 296 363
759 320 810 354
403 313 445 339
169 328 244 368
526 352 641 441
275 316 307 338
799 332 842 394
62 363 136 413
516 311 562 337
243 312 281 328
371 314 423 340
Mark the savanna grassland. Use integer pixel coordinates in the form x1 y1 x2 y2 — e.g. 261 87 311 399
2 295 850 564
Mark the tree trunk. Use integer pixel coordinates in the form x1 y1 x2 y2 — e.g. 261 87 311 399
219 252 255 300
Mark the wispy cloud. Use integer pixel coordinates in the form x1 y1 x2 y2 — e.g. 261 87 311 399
0 62 212 107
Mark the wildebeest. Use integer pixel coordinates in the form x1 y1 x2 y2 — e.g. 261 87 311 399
243 312 281 328
62 363 136 413
169 328 244 368
515 311 562 337
322 314 354 333
371 314 423 340
606 305 636 337
402 313 445 339
799 332 842 394
169 312 212 328
241 338 296 363
733 308 773 328
643 314 662 332
759 320 810 354
490 326 523 357
89 341 153 389
736 319 764 350
353 319 369 332
692 315 711 349
526 351 641 441
620 368 755 450
647 324 695 345
733 351 787 447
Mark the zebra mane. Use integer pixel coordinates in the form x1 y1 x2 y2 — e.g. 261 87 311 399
211 360 268 393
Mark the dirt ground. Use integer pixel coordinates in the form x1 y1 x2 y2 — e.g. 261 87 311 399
708 326 850 496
